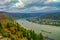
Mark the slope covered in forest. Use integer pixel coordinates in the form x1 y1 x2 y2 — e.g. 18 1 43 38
0 13 44 40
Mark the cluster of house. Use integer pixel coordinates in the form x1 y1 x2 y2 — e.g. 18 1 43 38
35 19 60 25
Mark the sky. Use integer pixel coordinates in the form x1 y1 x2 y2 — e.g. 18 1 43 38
0 0 60 13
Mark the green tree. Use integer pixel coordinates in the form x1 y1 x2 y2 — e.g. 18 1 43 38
16 23 21 31
6 23 10 29
39 33 44 40
23 31 27 37
11 37 14 40
0 23 2 29
30 31 36 40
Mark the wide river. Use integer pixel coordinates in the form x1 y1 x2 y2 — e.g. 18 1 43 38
16 19 60 40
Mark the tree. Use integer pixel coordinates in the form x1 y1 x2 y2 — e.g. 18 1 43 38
0 23 2 29
6 23 10 29
39 33 44 40
11 37 14 40
23 31 27 37
16 23 21 31
30 30 36 40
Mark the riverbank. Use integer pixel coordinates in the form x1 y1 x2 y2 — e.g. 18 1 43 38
16 19 60 40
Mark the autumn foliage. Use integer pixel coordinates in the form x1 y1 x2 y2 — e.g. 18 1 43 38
0 14 44 40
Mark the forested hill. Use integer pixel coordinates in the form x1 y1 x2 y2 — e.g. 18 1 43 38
0 13 44 40
39 13 60 20
0 11 45 19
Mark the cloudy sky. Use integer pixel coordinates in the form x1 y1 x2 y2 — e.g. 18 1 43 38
0 0 60 13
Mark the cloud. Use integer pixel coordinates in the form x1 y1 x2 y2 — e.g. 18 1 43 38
44 0 60 5
12 0 25 8
11 0 60 9
0 0 11 5
0 0 60 13
5 6 60 13
5 0 11 3
12 0 41 8
23 6 60 13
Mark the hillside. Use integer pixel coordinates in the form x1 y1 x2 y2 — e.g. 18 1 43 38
0 13 44 40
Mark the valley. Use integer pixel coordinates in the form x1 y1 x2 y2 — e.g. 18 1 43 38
16 19 60 40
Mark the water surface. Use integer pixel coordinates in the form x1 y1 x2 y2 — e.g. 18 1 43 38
16 19 60 40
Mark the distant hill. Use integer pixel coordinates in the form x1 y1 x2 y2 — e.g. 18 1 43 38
6 13 46 19
1 11 60 20
0 11 46 19
40 13 60 20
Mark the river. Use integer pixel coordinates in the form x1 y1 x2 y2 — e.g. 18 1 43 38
16 19 60 40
